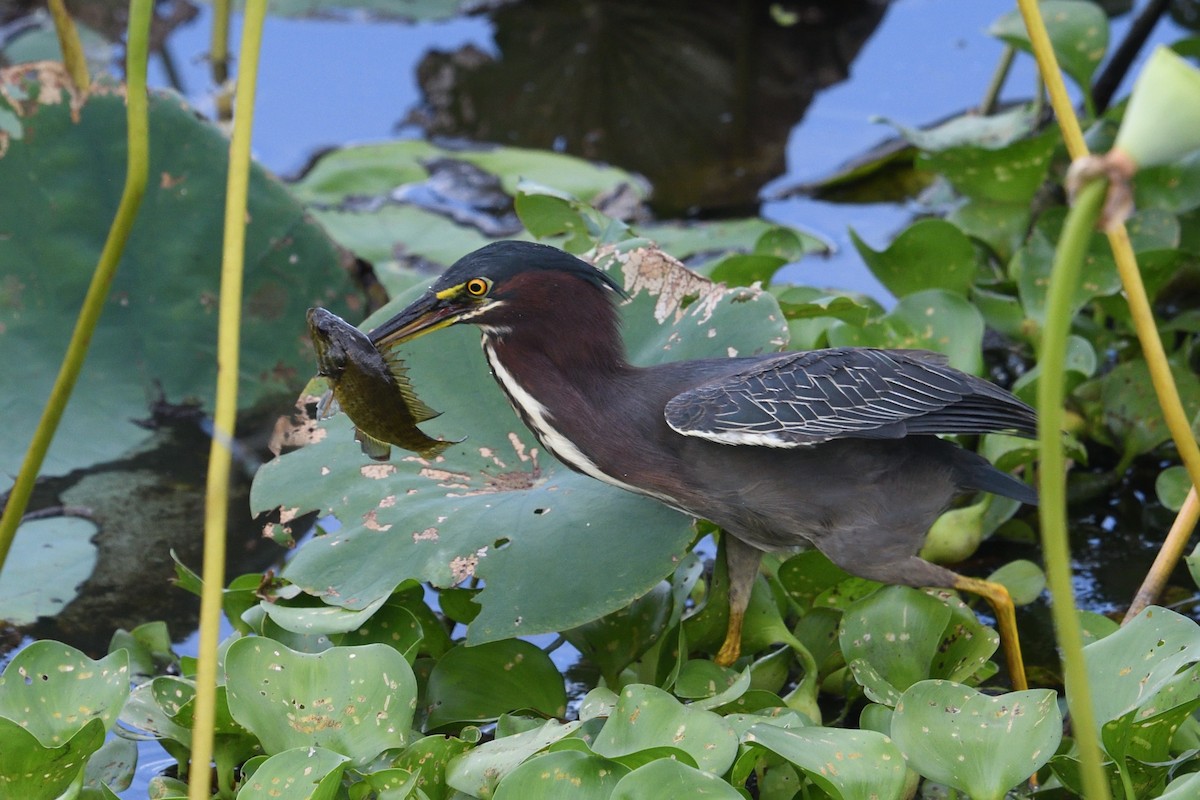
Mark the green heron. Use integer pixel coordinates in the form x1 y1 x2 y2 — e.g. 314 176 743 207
371 241 1038 690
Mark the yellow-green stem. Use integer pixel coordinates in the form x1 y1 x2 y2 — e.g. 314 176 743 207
212 0 233 121
0 0 150 574
47 0 89 92
188 1 269 797
1038 178 1110 800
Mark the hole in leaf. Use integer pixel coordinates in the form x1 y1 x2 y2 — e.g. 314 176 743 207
494 537 511 550
533 507 549 515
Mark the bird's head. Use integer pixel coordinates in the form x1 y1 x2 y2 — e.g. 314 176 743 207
369 241 625 348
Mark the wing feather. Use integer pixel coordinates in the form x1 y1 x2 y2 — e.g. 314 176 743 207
664 348 1035 447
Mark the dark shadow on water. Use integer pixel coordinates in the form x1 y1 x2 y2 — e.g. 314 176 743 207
406 0 889 216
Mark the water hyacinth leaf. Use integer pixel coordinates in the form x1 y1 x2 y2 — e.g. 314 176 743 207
0 64 355 488
592 684 738 776
82 735 137 794
840 586 951 706
840 587 998 707
1079 606 1200 729
891 680 1062 800
610 758 743 799
1074 358 1200 461
346 768 420 800
336 600 424 661
708 253 788 286
390 734 474 799
1161 770 1200 799
251 250 787 645
987 559 1047 606
849 219 977 298
236 746 350 800
424 640 566 731
1101 663 1200 771
827 289 984 375
224 640 415 763
493 750 630 800
564 579 674 686
445 719 581 798
744 723 908 800
990 0 1109 94
0 642 130 739
950 199 1031 263
1136 150 1200 214
0 716 106 800
916 127 1059 204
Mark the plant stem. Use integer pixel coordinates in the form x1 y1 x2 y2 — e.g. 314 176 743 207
979 45 1016 116
47 0 89 92
1037 177 1109 800
187 1 269 797
212 0 233 122
0 0 150 575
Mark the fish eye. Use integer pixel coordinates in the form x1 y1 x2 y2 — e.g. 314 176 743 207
465 277 491 297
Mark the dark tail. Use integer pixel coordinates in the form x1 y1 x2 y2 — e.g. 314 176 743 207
950 446 1038 506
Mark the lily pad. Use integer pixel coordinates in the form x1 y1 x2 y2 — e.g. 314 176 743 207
0 516 97 625
250 249 787 644
0 63 354 488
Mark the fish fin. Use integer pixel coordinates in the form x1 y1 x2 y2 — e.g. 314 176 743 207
315 389 341 420
417 434 467 459
383 352 442 423
354 428 392 461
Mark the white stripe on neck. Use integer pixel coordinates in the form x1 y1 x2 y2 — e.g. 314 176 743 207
481 336 680 508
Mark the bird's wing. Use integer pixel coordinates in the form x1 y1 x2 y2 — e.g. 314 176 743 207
664 348 1035 447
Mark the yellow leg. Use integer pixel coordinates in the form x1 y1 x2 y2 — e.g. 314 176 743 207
715 535 763 667
954 575 1028 692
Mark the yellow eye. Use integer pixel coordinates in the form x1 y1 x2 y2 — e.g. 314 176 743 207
465 277 490 297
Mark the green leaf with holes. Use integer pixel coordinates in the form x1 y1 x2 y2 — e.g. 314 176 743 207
224 639 415 764
1078 606 1200 768
592 684 738 776
743 723 908 800
0 642 129 800
424 640 566 731
890 680 1062 800
250 249 788 645
840 586 999 707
